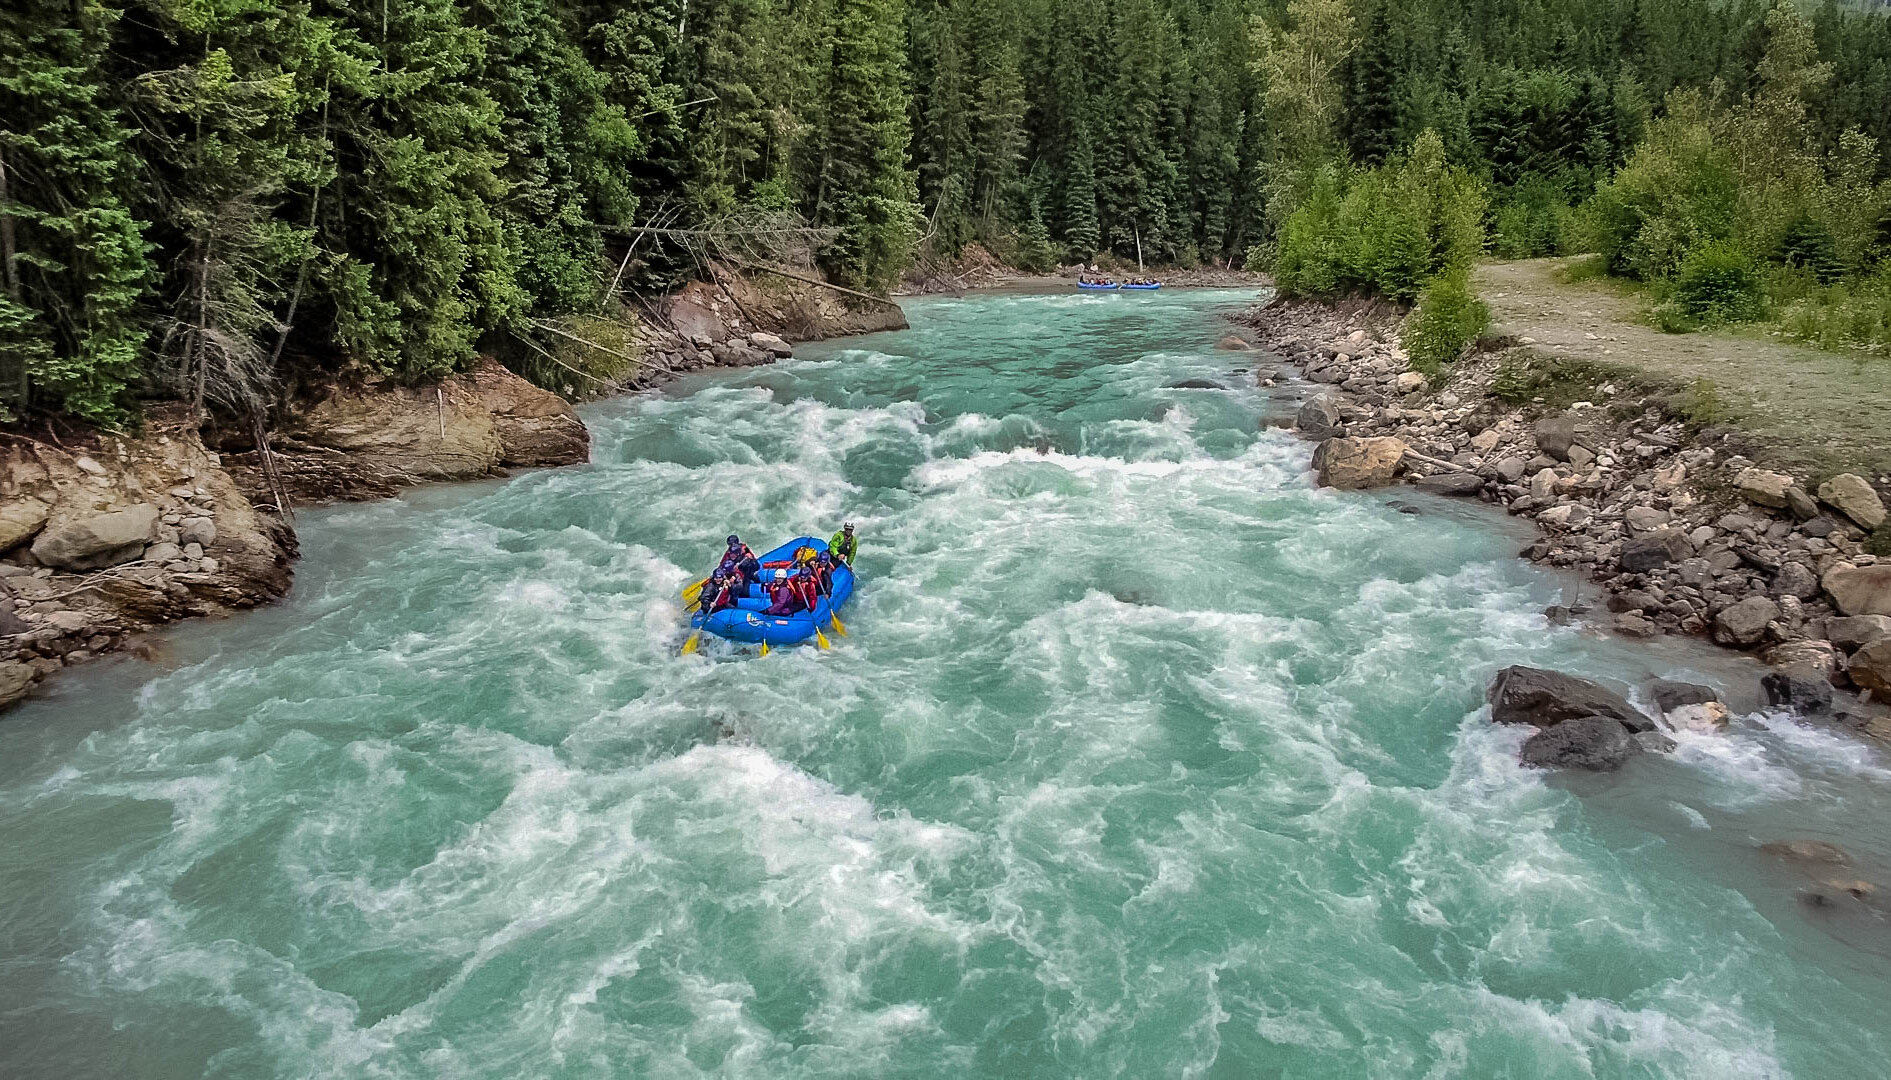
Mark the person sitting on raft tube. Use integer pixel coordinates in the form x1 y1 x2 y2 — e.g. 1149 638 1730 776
828 523 858 567
701 571 742 615
763 574 805 616
714 534 760 586
811 550 838 596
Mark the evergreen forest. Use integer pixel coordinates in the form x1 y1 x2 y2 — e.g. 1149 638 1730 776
5 0 1891 426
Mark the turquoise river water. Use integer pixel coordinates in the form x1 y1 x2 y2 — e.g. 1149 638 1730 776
3 288 1891 1078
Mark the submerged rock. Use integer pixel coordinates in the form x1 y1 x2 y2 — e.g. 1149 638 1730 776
1520 715 1637 771
1414 472 1482 496
1166 379 1228 390
1487 665 1654 732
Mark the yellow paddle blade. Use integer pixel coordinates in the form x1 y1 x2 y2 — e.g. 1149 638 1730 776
681 632 700 655
815 629 830 650
829 613 847 636
682 578 707 603
759 642 771 657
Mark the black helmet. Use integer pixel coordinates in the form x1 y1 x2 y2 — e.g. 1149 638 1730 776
726 534 740 546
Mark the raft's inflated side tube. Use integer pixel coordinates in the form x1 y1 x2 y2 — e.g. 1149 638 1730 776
1075 282 1120 290
1121 283 1161 290
693 536 855 646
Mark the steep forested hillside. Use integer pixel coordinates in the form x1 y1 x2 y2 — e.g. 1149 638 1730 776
4 0 1890 426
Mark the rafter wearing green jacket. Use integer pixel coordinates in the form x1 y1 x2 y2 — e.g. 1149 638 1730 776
829 522 858 566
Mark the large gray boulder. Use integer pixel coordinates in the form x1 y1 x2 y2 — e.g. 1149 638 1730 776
1520 715 1637 771
1311 436 1406 490
1735 467 1794 509
1415 471 1483 496
1817 473 1886 531
1713 595 1780 646
1850 639 1891 695
1487 666 1655 732
1532 415 1581 462
1823 565 1891 617
0 495 52 551
1650 679 1719 714
1761 665 1834 714
1619 530 1691 575
1294 395 1344 441
29 503 159 570
1826 615 1891 650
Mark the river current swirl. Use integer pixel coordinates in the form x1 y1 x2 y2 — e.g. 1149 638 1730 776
3 289 1890 1078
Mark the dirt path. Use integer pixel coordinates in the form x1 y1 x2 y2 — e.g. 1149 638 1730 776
1474 258 1891 480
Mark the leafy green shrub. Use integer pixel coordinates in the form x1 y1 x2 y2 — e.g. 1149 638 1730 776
1672 241 1764 323
1576 92 1739 280
1777 273 1891 354
1490 175 1577 260
1403 269 1489 376
1866 523 1891 559
1273 130 1487 302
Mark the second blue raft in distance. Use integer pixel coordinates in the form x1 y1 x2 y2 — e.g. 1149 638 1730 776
692 536 855 647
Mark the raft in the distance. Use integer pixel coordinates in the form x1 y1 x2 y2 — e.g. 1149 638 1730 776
1122 282 1161 290
691 536 855 647
1076 281 1120 290
1074 281 1161 290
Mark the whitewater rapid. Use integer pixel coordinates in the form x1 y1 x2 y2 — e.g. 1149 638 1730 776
2 288 1889 1078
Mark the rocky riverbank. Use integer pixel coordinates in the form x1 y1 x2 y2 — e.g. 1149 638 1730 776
0 266 904 711
1235 296 1891 737
0 405 296 706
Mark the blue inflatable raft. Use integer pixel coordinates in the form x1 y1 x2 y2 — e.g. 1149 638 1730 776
690 537 855 647
1076 281 1120 290
1122 282 1161 290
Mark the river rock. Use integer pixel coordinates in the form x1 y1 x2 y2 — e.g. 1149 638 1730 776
1666 701 1731 732
1533 415 1580 461
1487 666 1654 732
1650 680 1719 713
1216 335 1252 351
143 541 182 563
1619 530 1691 574
1847 638 1891 694
179 517 217 548
1761 839 1851 865
30 504 160 570
0 495 52 552
1623 506 1671 535
1786 486 1820 522
1714 595 1780 646
1817 473 1886 530
1763 639 1840 673
1826 615 1891 650
1494 456 1528 482
748 331 793 358
1295 400 1340 445
1528 468 1558 502
0 659 36 708
1415 472 1482 496
1736 467 1794 509
1771 561 1819 600
1167 379 1228 390
1311 436 1406 490
1822 565 1891 616
1394 371 1428 394
1519 715 1637 771
1761 665 1834 714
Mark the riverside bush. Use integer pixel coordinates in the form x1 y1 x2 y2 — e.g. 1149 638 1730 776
1404 270 1490 375
1671 242 1765 323
1273 131 1486 303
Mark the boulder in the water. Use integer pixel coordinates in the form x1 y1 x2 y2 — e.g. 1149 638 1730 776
1165 379 1228 390
1295 395 1344 441
1311 436 1406 490
1520 715 1637 771
1649 679 1718 714
1487 665 1654 732
1759 665 1833 715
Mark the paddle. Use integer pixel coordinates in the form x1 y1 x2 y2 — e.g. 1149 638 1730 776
828 613 847 636
681 631 701 655
682 577 707 605
815 628 831 650
759 642 771 657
